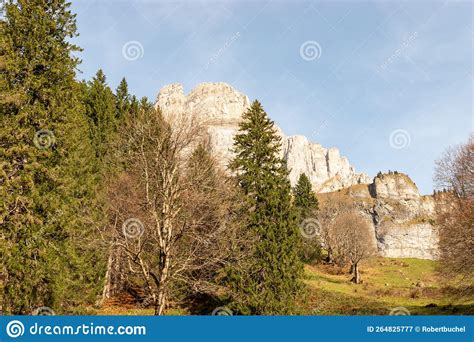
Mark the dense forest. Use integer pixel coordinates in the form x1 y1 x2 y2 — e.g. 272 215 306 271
0 0 472 316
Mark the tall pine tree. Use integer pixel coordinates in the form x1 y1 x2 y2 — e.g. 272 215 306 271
84 69 116 159
228 100 303 314
294 173 322 264
294 173 318 218
115 77 131 122
0 0 105 314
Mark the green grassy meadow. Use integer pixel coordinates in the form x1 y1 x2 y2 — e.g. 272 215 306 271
93 257 473 316
302 257 474 315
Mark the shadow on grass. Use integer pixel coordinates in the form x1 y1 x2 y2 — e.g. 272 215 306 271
305 288 474 315
305 272 348 285
180 293 227 315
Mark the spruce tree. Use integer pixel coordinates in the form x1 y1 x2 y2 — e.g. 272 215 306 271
228 100 303 314
84 69 116 159
115 77 131 122
0 0 104 313
294 173 322 263
294 173 319 218
128 95 140 118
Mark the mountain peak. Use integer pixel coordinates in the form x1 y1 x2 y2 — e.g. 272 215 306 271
155 82 370 192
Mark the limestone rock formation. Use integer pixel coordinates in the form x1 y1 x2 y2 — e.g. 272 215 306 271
370 172 420 200
320 173 439 260
155 82 370 191
370 174 438 259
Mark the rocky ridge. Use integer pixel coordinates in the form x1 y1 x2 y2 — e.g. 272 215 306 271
320 173 438 260
156 82 370 192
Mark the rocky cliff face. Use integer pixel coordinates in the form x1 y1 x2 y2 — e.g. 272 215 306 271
370 174 438 259
320 173 439 260
283 135 371 192
156 82 370 191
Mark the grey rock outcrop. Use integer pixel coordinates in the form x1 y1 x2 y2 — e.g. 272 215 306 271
370 174 438 259
321 173 439 260
155 82 370 191
370 173 420 200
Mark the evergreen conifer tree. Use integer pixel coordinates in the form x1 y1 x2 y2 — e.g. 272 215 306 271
84 69 116 159
228 100 303 314
128 95 140 118
293 173 322 263
0 0 105 313
294 173 319 218
115 77 130 121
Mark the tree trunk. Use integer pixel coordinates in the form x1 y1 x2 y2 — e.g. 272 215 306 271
155 290 166 315
101 248 114 303
155 253 170 315
101 245 127 303
351 263 360 284
326 249 333 263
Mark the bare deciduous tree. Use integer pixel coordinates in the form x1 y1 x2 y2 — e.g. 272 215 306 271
330 211 375 284
105 107 249 315
317 196 354 264
434 135 473 287
434 135 473 199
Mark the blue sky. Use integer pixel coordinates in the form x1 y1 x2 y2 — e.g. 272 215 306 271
72 0 473 194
